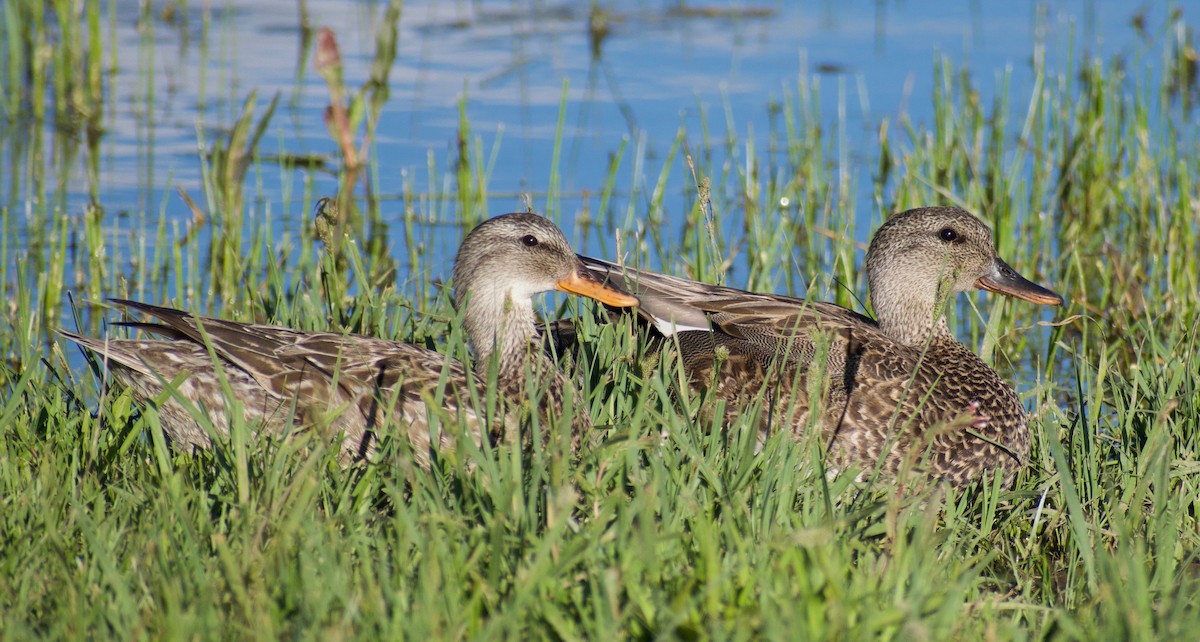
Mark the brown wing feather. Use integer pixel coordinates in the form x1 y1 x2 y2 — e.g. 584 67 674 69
66 302 492 466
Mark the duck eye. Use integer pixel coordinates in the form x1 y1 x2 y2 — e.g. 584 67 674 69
520 235 539 247
938 228 959 243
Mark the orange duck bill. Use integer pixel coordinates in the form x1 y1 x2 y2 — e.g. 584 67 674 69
556 270 640 307
976 257 1064 305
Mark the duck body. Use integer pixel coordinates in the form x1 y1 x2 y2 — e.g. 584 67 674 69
62 213 637 465
62 306 481 465
582 206 1062 487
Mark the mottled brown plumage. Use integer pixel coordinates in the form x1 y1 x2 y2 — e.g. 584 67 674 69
61 213 637 466
581 206 1063 487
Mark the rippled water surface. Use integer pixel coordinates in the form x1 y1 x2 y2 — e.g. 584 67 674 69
3 0 1184 304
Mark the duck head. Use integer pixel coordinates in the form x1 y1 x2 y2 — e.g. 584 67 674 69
865 206 1062 346
452 213 638 364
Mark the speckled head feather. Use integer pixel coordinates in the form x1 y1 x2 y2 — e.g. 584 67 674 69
866 206 1060 346
452 213 637 371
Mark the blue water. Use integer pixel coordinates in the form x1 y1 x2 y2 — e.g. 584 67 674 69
3 0 1183 310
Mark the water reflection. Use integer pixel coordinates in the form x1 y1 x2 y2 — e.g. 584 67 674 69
0 0 1182 306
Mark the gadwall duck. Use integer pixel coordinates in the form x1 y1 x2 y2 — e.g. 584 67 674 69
580 206 1063 487
61 213 638 466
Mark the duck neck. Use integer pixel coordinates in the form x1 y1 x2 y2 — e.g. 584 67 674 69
869 271 957 347
458 285 549 381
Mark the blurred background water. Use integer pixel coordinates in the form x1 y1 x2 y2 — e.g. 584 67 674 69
2 0 1192 314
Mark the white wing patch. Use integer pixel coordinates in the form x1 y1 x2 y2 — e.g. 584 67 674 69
651 315 711 336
